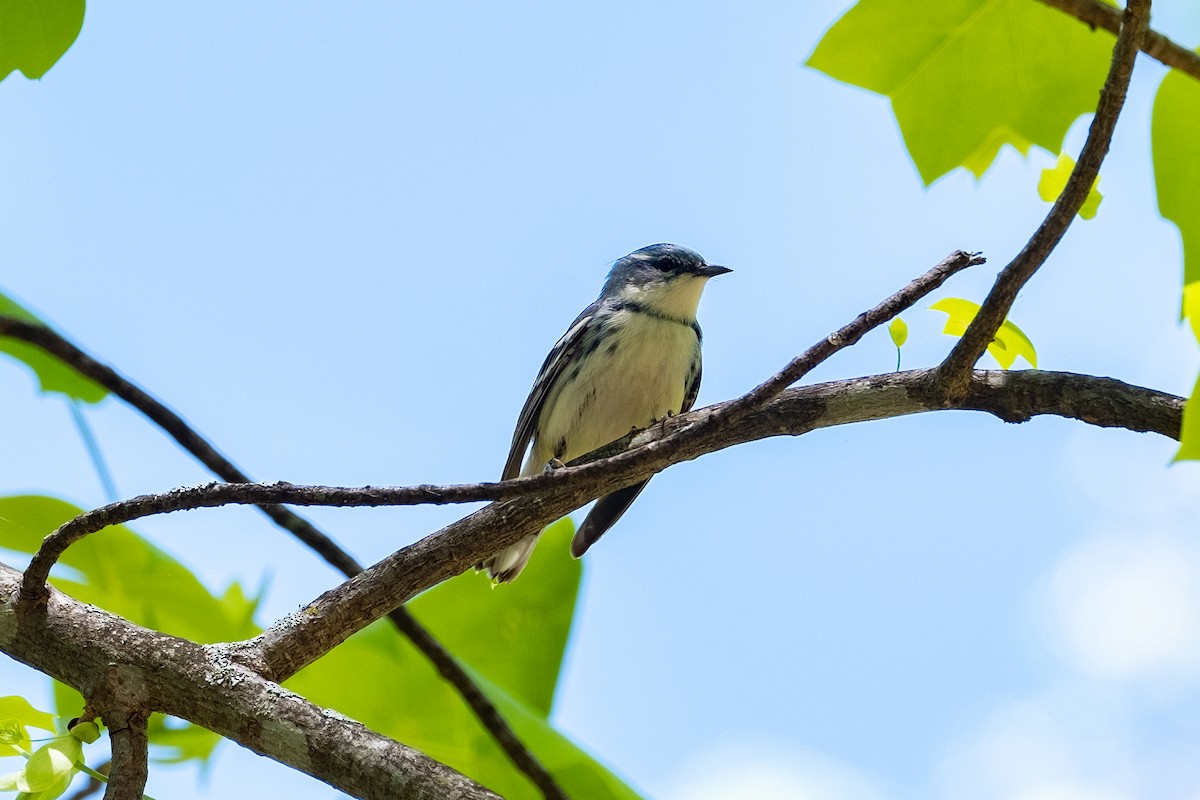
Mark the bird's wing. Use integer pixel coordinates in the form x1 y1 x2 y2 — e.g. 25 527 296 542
501 303 599 480
681 358 702 414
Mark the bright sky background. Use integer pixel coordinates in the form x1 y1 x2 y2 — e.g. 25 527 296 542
4 2 1200 798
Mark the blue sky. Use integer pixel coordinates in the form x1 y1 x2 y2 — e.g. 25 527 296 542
4 2 1200 798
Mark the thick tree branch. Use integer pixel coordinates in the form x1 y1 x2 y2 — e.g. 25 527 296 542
1038 0 1200 82
232 368 1179 680
937 0 1150 396
0 316 566 800
0 565 499 800
19 366 1181 609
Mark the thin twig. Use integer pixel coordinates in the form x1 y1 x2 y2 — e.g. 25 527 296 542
936 0 1151 396
1037 0 1200 82
0 316 567 800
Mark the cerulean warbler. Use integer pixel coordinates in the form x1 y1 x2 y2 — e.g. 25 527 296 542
481 243 730 582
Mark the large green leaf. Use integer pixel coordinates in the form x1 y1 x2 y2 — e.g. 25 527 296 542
807 0 1116 184
408 518 580 716
0 0 85 81
0 495 259 644
289 520 640 800
1152 65 1200 289
0 294 107 403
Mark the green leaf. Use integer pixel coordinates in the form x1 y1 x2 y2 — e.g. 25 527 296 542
1038 152 1103 219
288 520 640 800
408 518 580 716
930 297 1037 369
807 0 1116 184
0 698 56 734
143 715 221 765
0 294 107 403
888 317 908 348
0 495 260 644
1173 372 1200 463
0 0 85 81
1152 64 1200 289
1 496 252 769
0 736 81 793
66 721 98 745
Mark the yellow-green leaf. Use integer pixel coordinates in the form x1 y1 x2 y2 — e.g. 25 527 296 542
888 317 908 348
0 697 55 734
1174 373 1200 463
1153 64 1200 288
930 297 1037 369
0 0 85 81
1038 152 1102 219
806 0 1115 184
67 720 99 744
2 736 81 792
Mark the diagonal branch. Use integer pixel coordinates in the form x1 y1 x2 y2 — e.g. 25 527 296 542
936 0 1151 397
1037 0 1200 82
0 316 566 800
237 367 1180 680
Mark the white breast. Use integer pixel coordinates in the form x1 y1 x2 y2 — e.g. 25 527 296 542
526 309 699 475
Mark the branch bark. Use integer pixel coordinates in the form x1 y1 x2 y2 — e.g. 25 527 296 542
0 565 499 800
100 710 148 800
1038 0 1200 82
230 368 1179 681
936 0 1150 396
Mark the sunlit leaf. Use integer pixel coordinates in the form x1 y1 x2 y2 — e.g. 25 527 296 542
888 317 908 348
1 735 81 793
930 297 1037 369
0 495 259 644
807 0 1115 184
1038 152 1102 219
1 495 255 769
0 698 56 734
67 721 99 745
1153 66 1200 290
1173 373 1200 463
0 294 107 403
0 0 84 81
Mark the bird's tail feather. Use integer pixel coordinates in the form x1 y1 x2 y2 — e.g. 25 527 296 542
570 479 650 558
479 533 540 583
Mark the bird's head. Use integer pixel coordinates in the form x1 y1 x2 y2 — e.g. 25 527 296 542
601 243 731 320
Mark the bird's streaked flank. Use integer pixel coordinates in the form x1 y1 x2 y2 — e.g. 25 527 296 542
480 243 730 582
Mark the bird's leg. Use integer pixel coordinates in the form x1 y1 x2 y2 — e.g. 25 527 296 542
544 457 567 472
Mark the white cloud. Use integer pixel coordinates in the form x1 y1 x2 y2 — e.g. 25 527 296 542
1046 534 1200 682
662 743 885 800
936 698 1133 800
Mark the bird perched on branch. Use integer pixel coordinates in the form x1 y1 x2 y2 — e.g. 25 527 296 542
480 243 731 582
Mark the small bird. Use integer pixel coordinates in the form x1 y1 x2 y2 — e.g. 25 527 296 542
481 243 731 582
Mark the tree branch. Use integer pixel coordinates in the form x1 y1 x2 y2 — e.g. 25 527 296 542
1038 0 1200 82
100 710 148 800
936 0 1150 396
232 368 1178 680
18 247 984 605
0 315 566 800
0 565 500 800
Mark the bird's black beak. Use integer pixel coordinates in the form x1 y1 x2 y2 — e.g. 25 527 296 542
696 264 733 278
